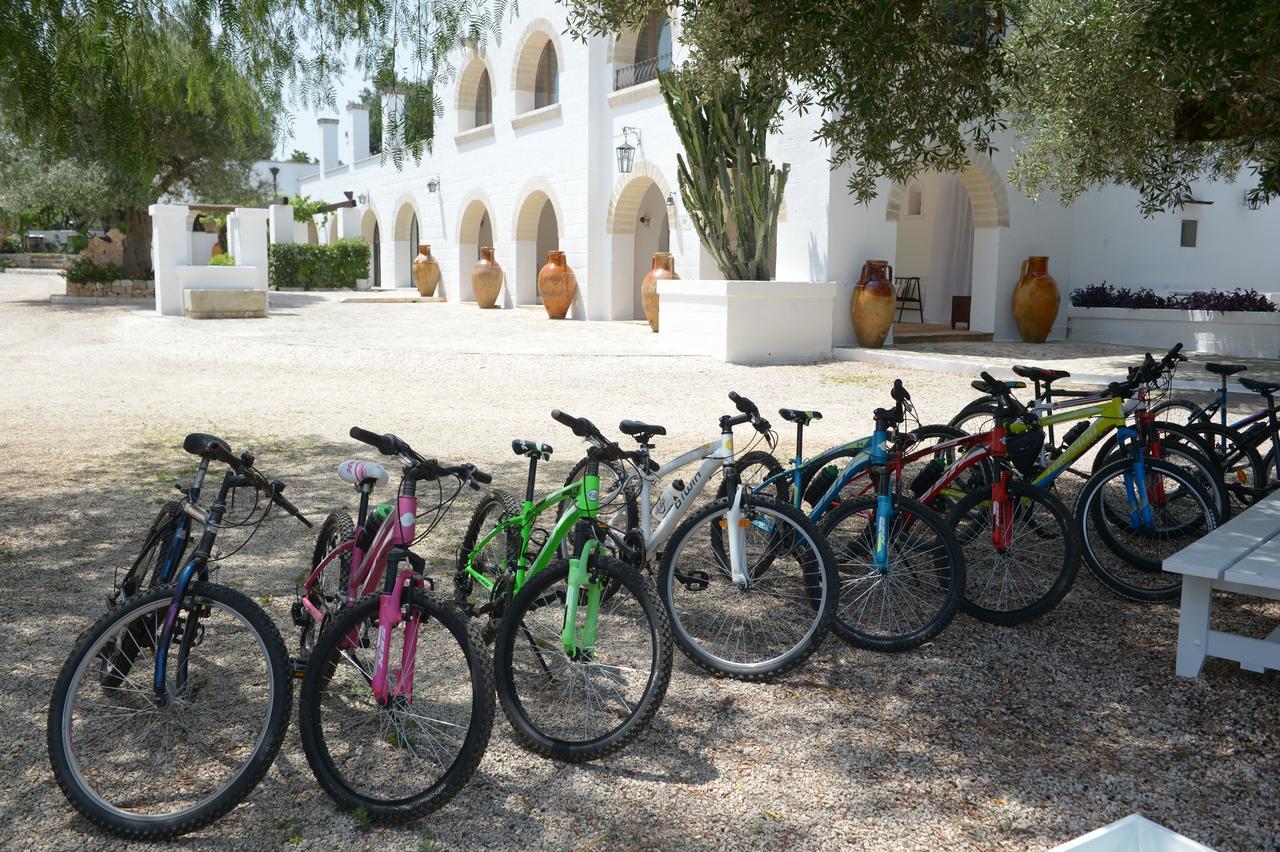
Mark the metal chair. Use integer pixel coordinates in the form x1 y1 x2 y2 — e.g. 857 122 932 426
894 276 923 322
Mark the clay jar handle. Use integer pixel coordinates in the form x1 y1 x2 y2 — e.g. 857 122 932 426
1020 257 1028 282
859 260 870 287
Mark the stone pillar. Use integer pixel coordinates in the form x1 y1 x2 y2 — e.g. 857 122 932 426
319 118 340 175
268 204 294 245
235 208 271 291
347 102 370 163
149 203 190 316
335 206 361 241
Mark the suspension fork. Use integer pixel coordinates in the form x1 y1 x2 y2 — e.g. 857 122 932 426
561 528 603 655
990 470 1013 551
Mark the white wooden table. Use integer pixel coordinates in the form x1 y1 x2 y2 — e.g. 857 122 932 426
1164 491 1280 677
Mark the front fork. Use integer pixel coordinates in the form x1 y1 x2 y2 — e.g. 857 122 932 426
371 549 429 705
561 535 603 655
990 471 1014 552
726 485 752 585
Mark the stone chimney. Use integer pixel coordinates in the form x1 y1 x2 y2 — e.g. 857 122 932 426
380 88 405 153
347 102 370 163
318 117 339 174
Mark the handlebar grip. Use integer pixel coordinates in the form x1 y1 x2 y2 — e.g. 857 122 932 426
551 409 588 437
891 378 911 403
350 426 383 449
728 391 757 415
472 469 493 485
269 481 313 528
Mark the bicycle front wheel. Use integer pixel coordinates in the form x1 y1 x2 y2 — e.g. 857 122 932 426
299 589 494 822
494 558 672 761
1076 458 1218 602
660 496 837 679
47 582 291 839
947 480 1078 625
820 494 964 650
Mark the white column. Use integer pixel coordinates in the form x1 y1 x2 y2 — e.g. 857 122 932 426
347 102 370 163
226 212 242 262
150 203 191 316
268 204 294 244
335 206 361 241
235 208 270 292
318 118 340 175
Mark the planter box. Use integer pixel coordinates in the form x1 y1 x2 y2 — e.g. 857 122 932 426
1068 306 1280 359
183 288 268 319
657 279 836 365
1051 814 1212 852
65 279 154 298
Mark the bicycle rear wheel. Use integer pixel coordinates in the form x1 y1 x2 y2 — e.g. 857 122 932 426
660 495 837 678
820 494 964 650
299 589 493 822
494 558 671 761
947 480 1078 625
48 582 290 839
1186 422 1265 508
1075 458 1218 602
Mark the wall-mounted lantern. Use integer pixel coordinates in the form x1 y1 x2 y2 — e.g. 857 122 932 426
427 176 441 193
616 127 641 173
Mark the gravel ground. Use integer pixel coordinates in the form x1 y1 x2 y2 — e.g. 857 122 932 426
2 273 1277 851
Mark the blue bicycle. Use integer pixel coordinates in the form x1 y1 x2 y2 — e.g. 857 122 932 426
732 381 965 652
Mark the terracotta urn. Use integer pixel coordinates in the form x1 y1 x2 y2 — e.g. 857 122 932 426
641 252 678 332
851 260 896 348
538 250 577 319
471 246 503 308
412 244 441 297
1012 256 1060 343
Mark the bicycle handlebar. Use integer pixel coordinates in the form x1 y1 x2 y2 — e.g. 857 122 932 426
726 391 772 435
349 427 490 487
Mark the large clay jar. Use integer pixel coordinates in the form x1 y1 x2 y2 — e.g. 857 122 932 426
538 250 577 319
471 246 503 308
851 260 896 348
412 244 441 297
641 252 678 333
1012 255 1060 343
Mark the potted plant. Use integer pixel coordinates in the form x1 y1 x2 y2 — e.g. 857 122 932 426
657 68 835 364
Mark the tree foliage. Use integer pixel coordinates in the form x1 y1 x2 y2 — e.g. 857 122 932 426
1003 0 1280 213
287 149 317 164
566 0 1007 204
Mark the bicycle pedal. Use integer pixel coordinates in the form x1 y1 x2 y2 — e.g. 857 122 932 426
676 570 710 592
289 657 308 679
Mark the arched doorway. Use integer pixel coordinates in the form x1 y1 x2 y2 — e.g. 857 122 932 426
607 165 675 320
392 202 420 289
892 173 974 325
513 186 563 306
361 208 381 288
886 154 1008 334
457 199 495 303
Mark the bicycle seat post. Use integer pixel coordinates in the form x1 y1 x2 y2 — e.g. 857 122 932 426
356 482 372 527
794 420 805 469
524 454 539 504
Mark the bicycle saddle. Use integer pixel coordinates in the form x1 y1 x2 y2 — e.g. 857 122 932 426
1012 365 1070 384
618 420 666 443
512 439 553 459
779 408 822 426
1239 377 1280 397
1205 362 1248 377
182 432 235 464
337 459 389 487
971 379 1026 395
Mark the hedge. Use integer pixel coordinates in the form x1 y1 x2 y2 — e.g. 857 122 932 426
268 239 371 290
1070 282 1277 313
64 256 125 284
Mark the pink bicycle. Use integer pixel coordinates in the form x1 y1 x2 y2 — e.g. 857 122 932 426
294 427 495 823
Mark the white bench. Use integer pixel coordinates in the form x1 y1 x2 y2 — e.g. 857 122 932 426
1164 491 1280 677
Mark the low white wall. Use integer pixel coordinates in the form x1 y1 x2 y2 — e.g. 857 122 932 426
1067 306 1280 358
191 232 219 264
658 279 835 364
176 265 262 291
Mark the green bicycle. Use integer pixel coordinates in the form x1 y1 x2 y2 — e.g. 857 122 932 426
457 410 672 762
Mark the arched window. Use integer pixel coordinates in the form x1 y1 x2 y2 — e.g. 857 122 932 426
634 13 672 69
534 42 558 109
907 183 924 217
474 69 493 127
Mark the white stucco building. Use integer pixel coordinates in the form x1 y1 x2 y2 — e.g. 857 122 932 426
295 5 1280 347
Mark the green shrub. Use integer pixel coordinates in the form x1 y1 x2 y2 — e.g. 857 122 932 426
268 240 371 290
209 253 236 266
1 235 20 253
66 233 90 254
64 257 124 284
0 257 15 270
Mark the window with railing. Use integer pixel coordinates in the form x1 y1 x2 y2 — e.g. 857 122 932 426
614 13 672 90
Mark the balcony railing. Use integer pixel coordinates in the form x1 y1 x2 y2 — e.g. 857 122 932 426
613 53 672 91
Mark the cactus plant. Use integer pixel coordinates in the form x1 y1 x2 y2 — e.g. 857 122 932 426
659 69 789 281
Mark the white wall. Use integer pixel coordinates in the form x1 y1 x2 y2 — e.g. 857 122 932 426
253 160 320 199
1068 170 1280 294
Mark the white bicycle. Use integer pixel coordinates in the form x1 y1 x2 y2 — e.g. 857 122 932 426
464 393 839 681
